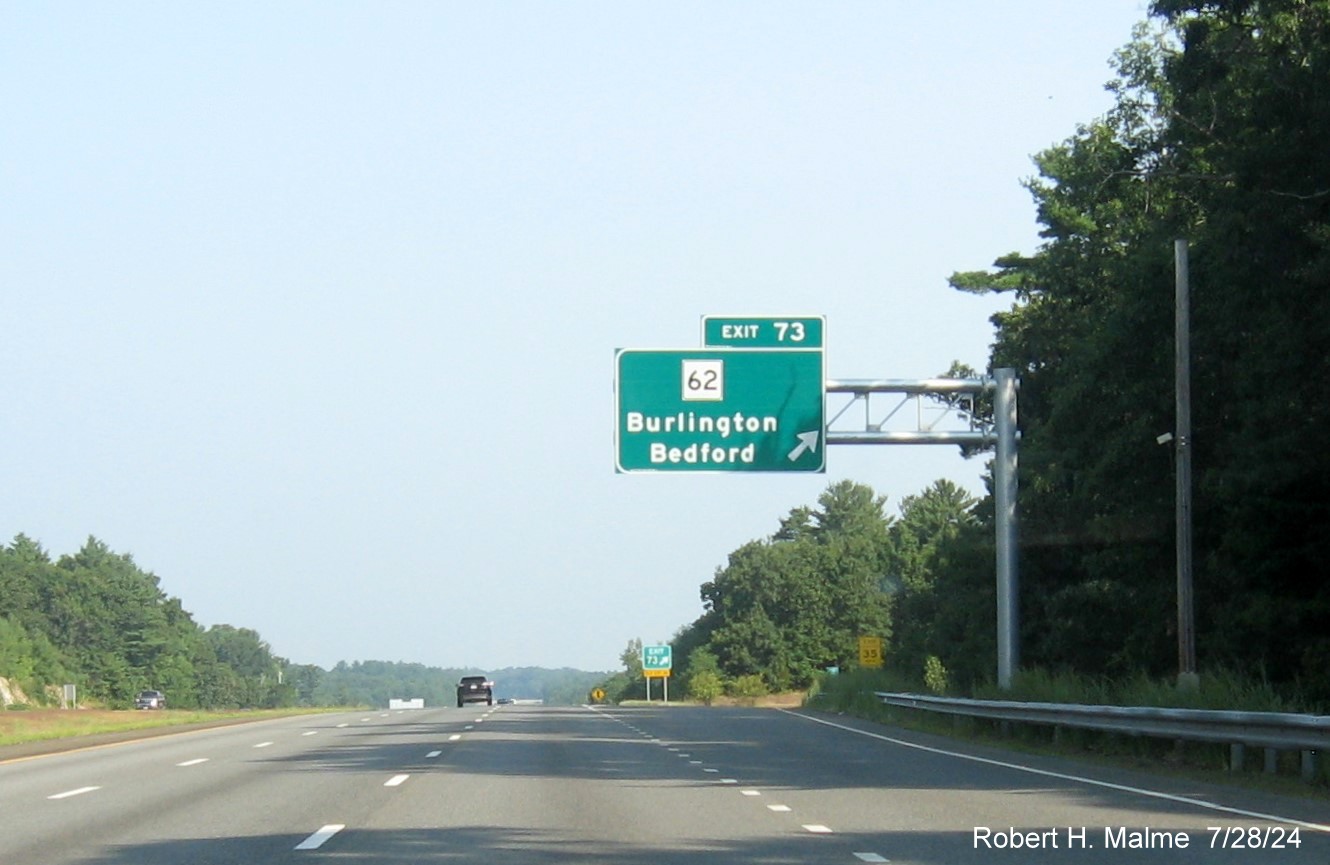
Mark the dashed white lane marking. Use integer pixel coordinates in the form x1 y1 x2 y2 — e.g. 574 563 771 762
784 710 1330 835
449 734 462 741
384 774 410 787
336 723 349 728
360 717 372 722
719 779 737 784
741 790 761 796
767 805 792 813
688 760 702 765
294 824 345 850
703 768 719 773
464 725 474 731
853 854 890 863
176 758 209 767
803 824 833 834
302 731 318 736
48 786 100 800
253 741 274 749
426 750 442 758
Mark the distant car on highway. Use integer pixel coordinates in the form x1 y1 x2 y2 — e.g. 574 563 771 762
456 676 494 708
134 690 166 710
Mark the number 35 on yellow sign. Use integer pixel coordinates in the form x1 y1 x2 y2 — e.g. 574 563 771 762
858 636 884 669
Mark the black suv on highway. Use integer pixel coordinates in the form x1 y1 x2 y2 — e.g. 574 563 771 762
134 690 166 710
456 676 494 708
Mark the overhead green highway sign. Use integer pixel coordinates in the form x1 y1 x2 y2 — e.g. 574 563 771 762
614 347 825 473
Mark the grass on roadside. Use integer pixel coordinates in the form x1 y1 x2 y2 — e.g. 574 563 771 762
973 667 1310 713
0 706 355 748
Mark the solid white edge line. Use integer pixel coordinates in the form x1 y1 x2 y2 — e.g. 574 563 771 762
294 824 345 850
48 786 100 800
781 709 1330 834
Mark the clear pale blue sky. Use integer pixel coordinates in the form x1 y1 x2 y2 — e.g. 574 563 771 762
2 2 1151 673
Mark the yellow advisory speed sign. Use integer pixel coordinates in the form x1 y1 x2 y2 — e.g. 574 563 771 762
590 688 607 703
858 635 884 669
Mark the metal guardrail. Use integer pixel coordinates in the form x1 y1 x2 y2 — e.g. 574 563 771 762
874 691 1329 780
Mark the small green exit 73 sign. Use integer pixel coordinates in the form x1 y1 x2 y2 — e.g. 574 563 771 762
642 644 672 671
702 315 825 349
614 347 825 473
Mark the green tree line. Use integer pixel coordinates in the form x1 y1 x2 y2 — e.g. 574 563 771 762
315 661 606 707
946 0 1329 700
0 534 302 708
0 534 608 709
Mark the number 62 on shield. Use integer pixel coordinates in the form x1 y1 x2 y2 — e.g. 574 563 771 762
682 359 724 401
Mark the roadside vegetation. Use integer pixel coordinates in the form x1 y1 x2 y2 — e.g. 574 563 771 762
0 707 347 749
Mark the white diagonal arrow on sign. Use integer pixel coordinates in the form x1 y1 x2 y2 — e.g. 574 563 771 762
787 430 820 461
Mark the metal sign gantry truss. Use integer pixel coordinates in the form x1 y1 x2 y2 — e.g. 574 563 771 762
826 377 993 446
825 371 1020 689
